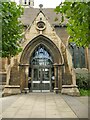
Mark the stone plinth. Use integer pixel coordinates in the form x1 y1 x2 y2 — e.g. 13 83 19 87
3 85 21 97
61 85 80 96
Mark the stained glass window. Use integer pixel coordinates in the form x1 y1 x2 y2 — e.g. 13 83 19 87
69 43 86 68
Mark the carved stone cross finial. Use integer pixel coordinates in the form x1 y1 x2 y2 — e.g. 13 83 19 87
39 4 43 10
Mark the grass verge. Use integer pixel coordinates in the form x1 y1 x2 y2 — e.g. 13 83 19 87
79 89 90 96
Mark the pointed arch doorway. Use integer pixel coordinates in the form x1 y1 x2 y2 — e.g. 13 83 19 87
29 45 54 92
20 35 63 93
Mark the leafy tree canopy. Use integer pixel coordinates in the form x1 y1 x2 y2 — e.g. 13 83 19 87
0 2 24 57
55 1 90 47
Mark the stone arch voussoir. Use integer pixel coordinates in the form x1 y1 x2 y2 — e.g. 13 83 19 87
20 35 63 65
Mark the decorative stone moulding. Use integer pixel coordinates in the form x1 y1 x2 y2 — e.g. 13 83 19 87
3 85 21 97
36 21 46 31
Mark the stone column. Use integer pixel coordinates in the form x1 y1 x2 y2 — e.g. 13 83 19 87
53 64 58 89
25 65 29 88
58 65 62 92
49 68 52 91
71 68 76 85
53 63 59 93
53 63 64 93
31 68 34 91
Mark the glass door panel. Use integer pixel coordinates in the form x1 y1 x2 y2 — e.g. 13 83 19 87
42 68 51 92
33 68 38 81
32 67 51 92
32 68 40 92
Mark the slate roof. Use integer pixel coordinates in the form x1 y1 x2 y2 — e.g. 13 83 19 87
20 7 68 26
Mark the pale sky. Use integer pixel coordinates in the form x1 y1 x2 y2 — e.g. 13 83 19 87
14 0 64 8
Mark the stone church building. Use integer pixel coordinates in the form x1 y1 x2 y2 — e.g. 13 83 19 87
1 0 90 96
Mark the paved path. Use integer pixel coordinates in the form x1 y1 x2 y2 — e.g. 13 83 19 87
1 93 88 118
62 95 88 118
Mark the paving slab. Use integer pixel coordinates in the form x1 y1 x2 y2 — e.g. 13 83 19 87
1 93 88 119
61 95 88 118
2 94 21 112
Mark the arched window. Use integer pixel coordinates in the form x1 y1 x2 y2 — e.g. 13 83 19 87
31 45 53 66
69 43 86 68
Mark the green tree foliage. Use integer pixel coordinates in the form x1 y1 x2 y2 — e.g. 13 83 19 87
55 1 90 47
0 2 24 57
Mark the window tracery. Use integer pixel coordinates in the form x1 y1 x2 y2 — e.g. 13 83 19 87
31 45 53 66
69 42 86 68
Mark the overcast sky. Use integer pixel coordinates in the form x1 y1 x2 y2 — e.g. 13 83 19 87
15 0 64 8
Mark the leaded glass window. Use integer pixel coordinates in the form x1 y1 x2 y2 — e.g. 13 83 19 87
69 43 86 68
31 45 53 66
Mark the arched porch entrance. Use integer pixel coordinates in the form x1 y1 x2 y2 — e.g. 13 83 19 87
19 35 63 92
29 45 54 92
